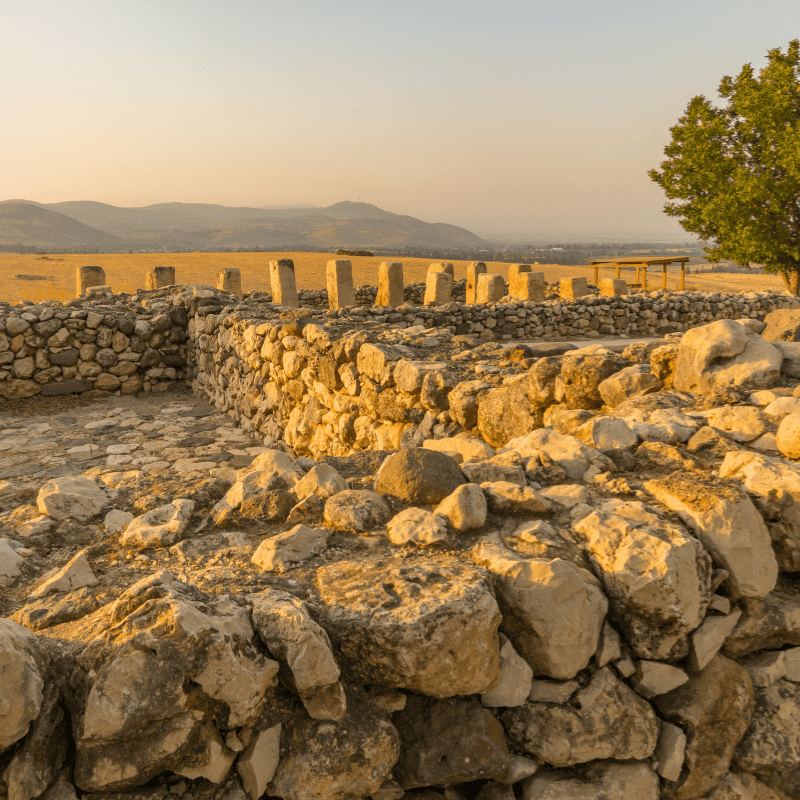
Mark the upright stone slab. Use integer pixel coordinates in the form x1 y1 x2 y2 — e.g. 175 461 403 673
600 277 628 297
376 261 403 307
466 262 487 304
508 264 532 284
217 267 242 297
559 276 588 299
76 266 106 297
428 262 455 277
269 259 298 308
326 260 355 309
424 271 453 306
477 273 505 304
146 266 175 290
510 272 545 302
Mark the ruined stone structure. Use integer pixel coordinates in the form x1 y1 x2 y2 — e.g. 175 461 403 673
5 273 800 799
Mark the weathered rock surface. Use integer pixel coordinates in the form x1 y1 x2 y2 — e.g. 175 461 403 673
520 761 660 800
315 557 501 696
373 447 465 504
120 499 195 549
386 507 448 546
323 489 391 532
724 584 800 659
434 483 487 531
36 476 107 521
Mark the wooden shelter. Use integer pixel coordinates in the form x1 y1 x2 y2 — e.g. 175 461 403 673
589 256 691 291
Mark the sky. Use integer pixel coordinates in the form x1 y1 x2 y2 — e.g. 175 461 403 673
1 0 798 241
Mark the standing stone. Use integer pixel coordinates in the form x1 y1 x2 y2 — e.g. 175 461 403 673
376 262 403 307
217 267 242 297
424 271 453 306
477 273 505 304
269 259 298 308
509 272 545 302
145 266 174 290
76 266 105 297
508 263 532 284
466 262 487 304
600 277 628 296
428 261 454 277
326 260 355 309
559 276 588 298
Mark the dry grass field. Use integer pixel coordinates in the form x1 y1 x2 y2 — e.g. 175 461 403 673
0 251 787 305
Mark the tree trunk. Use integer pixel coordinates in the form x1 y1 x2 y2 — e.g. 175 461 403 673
781 267 800 295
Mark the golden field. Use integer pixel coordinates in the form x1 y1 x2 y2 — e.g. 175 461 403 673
0 251 786 305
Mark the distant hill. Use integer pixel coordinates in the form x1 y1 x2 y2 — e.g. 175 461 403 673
0 201 123 249
0 199 487 251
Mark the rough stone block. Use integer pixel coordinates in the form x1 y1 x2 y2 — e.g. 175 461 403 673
269 259 298 308
145 266 175 290
217 267 242 297
466 261 487 304
476 273 505 304
76 266 105 297
600 277 628 296
508 264 532 284
428 261 454 277
326 260 355 309
424 271 453 306
509 272 545 302
40 379 93 396
559 276 588 298
376 261 403 307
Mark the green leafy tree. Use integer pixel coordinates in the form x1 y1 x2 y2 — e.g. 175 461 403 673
650 40 800 292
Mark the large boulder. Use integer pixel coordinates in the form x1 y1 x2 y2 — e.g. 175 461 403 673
762 308 800 342
72 571 279 792
525 356 562 408
478 384 542 448
315 557 501 697
501 667 659 766
472 540 607 679
448 379 491 430
723 583 800 659
654 654 754 800
720 451 800 571
673 320 782 393
559 353 628 409
393 696 510 789
598 363 662 408
574 500 713 660
374 447 465 504
646 471 778 599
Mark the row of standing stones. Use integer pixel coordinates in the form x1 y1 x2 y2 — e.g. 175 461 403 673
9 272 800 798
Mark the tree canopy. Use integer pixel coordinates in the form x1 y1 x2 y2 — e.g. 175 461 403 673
650 40 800 292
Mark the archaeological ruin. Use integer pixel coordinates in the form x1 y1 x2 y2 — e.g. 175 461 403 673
5 258 800 799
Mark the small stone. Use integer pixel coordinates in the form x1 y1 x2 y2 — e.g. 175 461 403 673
387 507 448 546
251 524 329 572
434 483 487 532
481 636 533 708
29 549 98 597
104 509 134 532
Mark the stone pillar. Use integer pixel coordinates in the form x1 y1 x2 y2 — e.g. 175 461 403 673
376 261 403 307
510 272 545 302
508 264 532 284
466 262 487 304
476 273 505 304
146 266 175 290
269 259 298 308
424 271 453 306
326 259 355 309
76 266 106 297
600 277 628 297
428 262 455 277
559 277 588 299
217 267 242 297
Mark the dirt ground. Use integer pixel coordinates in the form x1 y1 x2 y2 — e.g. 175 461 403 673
0 251 786 305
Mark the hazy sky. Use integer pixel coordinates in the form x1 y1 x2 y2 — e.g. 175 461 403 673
2 1 797 241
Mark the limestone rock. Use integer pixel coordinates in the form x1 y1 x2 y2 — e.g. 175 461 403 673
724 584 800 659
502 667 659 766
673 320 782 393
315 557 501 697
423 436 495 463
448 380 491 430
525 357 562 408
573 415 637 451
36 476 107 521
478 384 541 448
632 660 690 698
386 507 448 546
708 405 768 443
654 654 754 800
293 464 348 501
29 549 99 597
251 524 329 572
462 451 527 485
472 540 607 679
598 363 662 407
251 589 344 721
762 308 800 342
215 449 304 513
481 635 534 708
393 696 511 788
560 353 628 409
434 483 487 531
777 413 800 459
237 723 281 800
520 761 659 800
482 481 553 516
0 538 25 587
73 571 279 791
0 618 46 751
120 499 195 549
574 499 713 660
323 489 391 532
374 447 465 504
690 609 743 672
646 472 778 599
